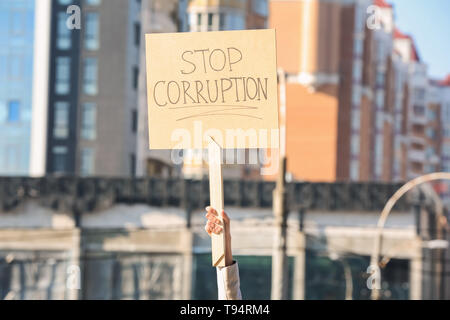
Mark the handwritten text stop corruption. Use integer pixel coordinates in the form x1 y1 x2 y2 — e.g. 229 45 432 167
152 48 269 107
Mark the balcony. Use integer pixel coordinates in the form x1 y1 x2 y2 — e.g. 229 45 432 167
409 149 426 163
409 114 427 125
427 154 440 165
409 135 426 146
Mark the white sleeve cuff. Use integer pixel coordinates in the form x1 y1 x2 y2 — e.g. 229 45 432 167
216 261 242 300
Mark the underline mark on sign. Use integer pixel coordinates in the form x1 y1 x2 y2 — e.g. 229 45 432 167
175 105 262 121
169 104 258 110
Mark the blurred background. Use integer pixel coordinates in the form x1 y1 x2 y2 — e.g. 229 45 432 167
0 0 450 300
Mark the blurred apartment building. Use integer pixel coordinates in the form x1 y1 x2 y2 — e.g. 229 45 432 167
45 0 141 177
187 0 267 32
0 0 188 178
0 0 143 177
0 0 49 176
392 27 429 181
1 0 449 184
426 77 450 205
136 0 188 178
270 0 450 184
182 0 269 179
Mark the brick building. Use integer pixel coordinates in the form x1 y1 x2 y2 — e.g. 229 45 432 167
268 0 449 185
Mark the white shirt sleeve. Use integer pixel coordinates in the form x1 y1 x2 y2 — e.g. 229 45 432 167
216 261 242 300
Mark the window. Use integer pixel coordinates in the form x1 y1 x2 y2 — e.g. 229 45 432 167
7 101 20 123
424 164 435 174
55 57 71 95
0 54 6 79
350 160 359 181
219 13 226 30
375 91 384 108
374 144 383 177
229 14 245 30
53 102 69 139
352 84 361 106
57 11 71 50
5 146 20 172
442 126 450 138
354 5 364 32
351 109 360 131
85 12 99 50
426 147 436 158
376 71 384 87
53 146 68 173
351 135 360 155
376 42 384 60
59 0 72 4
10 10 25 35
412 124 425 135
376 113 384 130
413 105 425 116
80 148 95 176
81 103 97 140
208 13 213 29
395 114 402 132
132 109 137 133
85 0 102 5
354 38 364 57
427 108 437 121
134 22 141 47
443 145 450 157
426 127 436 139
189 14 196 31
133 66 139 90
442 164 450 172
352 60 362 82
130 153 136 177
443 104 450 123
83 58 98 95
9 55 23 79
197 13 202 27
252 0 268 17
414 88 425 101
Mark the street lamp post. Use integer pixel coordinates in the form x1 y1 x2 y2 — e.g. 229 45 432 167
329 252 353 300
271 68 289 300
370 172 450 300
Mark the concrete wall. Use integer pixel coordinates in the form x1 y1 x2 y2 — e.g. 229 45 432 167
0 200 424 300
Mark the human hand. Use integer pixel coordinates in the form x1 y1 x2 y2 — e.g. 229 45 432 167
205 207 233 267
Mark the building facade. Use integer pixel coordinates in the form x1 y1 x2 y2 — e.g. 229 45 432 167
0 177 439 300
136 0 186 178
181 0 269 180
269 0 448 185
393 27 429 181
0 0 51 177
0 0 36 176
270 0 370 182
427 77 450 206
45 0 141 177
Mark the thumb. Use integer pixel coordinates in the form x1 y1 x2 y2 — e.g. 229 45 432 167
221 210 230 225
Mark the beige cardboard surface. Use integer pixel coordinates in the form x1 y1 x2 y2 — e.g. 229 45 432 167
145 29 279 150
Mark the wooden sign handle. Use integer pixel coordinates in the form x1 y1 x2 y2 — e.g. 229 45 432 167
208 137 226 267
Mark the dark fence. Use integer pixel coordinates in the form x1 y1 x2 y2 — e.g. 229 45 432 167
0 177 410 213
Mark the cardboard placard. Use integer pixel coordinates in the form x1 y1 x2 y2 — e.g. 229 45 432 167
145 29 279 150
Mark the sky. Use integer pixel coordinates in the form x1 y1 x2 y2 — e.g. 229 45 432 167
390 0 450 80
